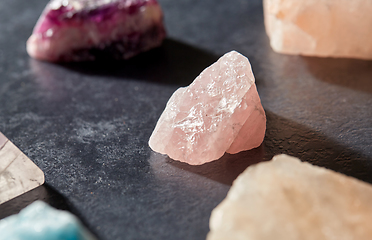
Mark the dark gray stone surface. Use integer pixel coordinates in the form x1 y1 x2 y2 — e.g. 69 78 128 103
0 0 371 239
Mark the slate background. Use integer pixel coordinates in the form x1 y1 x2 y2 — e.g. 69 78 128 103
0 0 371 239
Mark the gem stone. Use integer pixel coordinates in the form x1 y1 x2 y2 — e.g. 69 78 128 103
208 154 372 240
0 132 44 205
27 0 166 61
264 0 372 59
0 201 96 240
149 51 266 165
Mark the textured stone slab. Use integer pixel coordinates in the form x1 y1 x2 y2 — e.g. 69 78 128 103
0 201 96 240
264 0 372 59
149 51 266 165
0 133 44 205
27 0 166 62
208 154 372 240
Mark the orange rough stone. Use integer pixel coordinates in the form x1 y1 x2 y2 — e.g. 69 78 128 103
264 0 372 59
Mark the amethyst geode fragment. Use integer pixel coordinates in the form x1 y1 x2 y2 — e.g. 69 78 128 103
27 0 166 61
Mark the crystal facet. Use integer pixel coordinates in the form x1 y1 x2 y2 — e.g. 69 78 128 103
0 201 96 240
27 0 166 62
264 0 372 59
0 132 44 205
149 51 266 165
208 154 372 240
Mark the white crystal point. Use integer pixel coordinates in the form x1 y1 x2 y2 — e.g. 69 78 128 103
263 0 372 59
0 132 45 205
208 154 372 240
149 51 266 165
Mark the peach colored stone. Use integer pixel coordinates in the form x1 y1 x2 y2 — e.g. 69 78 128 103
264 0 372 59
149 51 266 165
208 154 372 240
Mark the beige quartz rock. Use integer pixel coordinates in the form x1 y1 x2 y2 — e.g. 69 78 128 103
208 154 372 240
0 132 44 204
263 0 372 59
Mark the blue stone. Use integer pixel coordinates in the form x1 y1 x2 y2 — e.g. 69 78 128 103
0 201 96 240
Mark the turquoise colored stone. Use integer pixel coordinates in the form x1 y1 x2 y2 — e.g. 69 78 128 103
0 201 96 240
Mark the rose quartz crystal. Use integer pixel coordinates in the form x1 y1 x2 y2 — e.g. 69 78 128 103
208 154 372 240
27 0 166 62
264 0 372 59
149 51 266 165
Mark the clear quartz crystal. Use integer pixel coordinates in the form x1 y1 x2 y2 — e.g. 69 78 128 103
0 132 44 205
149 51 266 165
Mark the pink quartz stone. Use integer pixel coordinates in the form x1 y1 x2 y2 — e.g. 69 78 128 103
149 51 266 165
27 0 166 62
264 0 372 59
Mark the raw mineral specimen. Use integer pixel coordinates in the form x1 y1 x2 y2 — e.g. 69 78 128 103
0 201 96 240
263 0 372 59
27 0 166 62
149 51 266 165
0 132 44 205
208 154 372 240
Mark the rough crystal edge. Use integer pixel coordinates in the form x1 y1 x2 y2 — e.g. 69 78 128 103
0 134 45 205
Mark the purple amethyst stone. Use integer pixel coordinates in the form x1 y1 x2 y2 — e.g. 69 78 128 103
27 0 166 61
